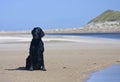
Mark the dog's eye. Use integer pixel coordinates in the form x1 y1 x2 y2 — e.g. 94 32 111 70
36 29 40 33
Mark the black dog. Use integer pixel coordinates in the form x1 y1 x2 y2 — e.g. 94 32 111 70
26 27 46 71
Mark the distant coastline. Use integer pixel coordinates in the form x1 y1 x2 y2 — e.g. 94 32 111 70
45 10 120 33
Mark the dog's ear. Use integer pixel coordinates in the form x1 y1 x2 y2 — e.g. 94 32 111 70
39 27 45 37
31 28 36 36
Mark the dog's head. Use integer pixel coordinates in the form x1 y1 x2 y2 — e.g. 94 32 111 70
31 27 45 39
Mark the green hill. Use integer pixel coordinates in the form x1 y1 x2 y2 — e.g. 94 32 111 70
89 10 120 23
45 10 120 33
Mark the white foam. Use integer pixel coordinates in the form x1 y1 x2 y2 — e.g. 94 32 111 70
0 36 74 42
0 36 31 43
0 36 87 43
0 36 119 43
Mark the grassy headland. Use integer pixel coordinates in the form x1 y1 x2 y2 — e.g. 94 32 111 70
45 10 120 33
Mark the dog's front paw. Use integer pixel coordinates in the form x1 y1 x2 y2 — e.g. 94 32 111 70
29 66 33 71
41 68 47 71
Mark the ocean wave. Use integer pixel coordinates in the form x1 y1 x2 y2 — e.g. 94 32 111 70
0 36 119 43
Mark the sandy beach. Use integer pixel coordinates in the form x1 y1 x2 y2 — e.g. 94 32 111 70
0 32 120 82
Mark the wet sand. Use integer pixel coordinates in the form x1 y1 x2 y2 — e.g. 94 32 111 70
0 33 120 82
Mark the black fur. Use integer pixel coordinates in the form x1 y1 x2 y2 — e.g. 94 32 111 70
26 27 46 71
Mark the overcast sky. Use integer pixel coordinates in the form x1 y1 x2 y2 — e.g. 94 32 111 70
0 0 120 30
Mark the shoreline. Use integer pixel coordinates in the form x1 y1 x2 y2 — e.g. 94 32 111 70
0 35 120 43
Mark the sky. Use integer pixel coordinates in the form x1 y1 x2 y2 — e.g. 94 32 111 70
0 0 120 31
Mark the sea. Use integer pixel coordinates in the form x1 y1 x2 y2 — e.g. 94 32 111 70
46 33 120 40
0 32 120 43
86 64 120 82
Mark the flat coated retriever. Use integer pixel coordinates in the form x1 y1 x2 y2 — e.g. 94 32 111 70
26 27 46 71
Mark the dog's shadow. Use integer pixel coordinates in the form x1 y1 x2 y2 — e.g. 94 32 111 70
5 66 26 71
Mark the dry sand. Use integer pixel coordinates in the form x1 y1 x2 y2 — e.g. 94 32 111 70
0 33 120 82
